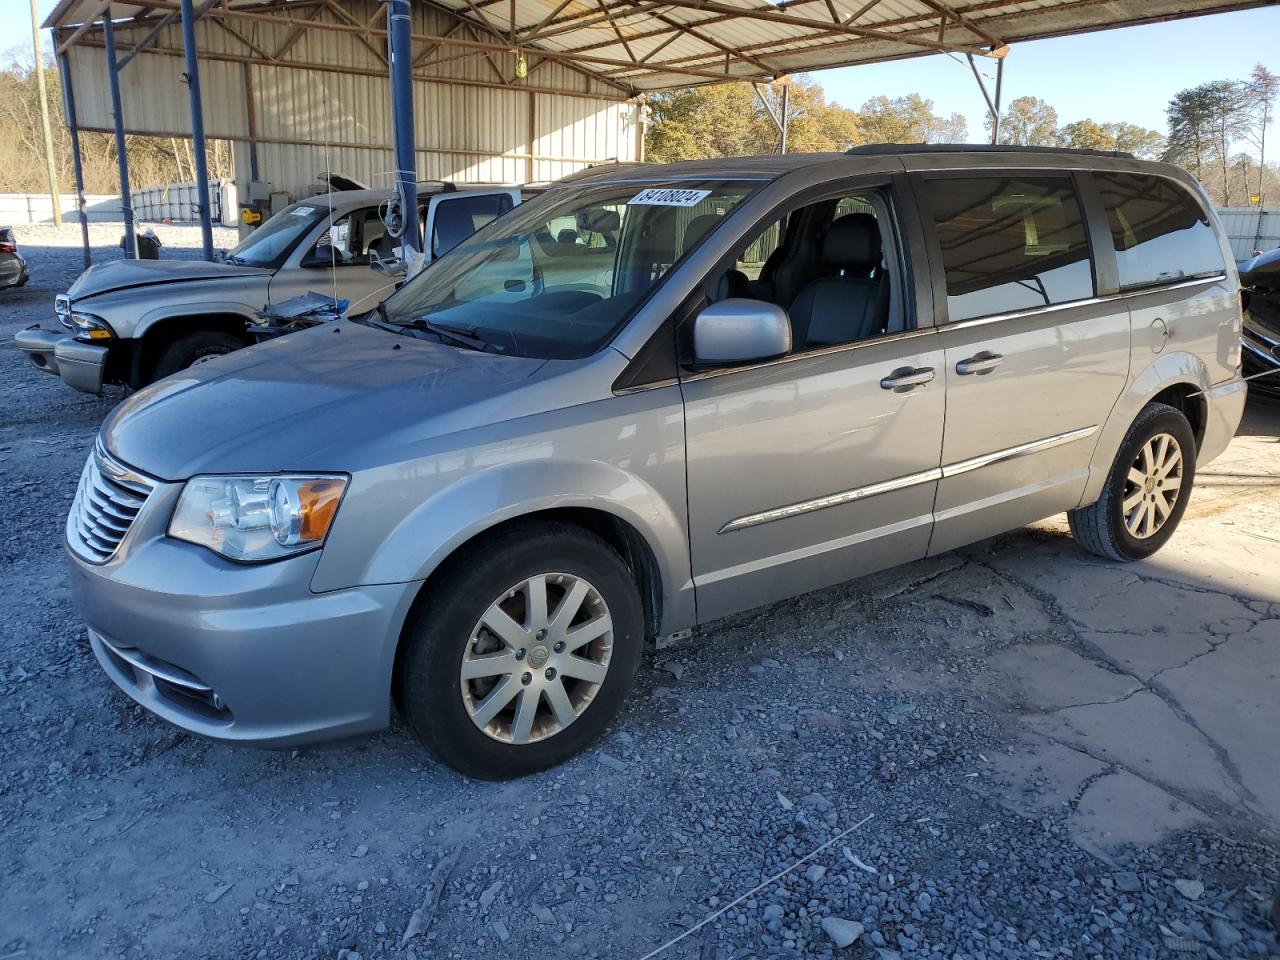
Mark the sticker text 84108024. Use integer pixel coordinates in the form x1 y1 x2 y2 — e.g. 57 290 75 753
628 188 713 207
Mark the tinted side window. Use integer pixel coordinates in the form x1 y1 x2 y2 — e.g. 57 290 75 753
1094 173 1225 290
923 176 1094 323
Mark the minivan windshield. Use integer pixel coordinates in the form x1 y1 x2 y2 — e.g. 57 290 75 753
380 180 759 359
224 203 330 268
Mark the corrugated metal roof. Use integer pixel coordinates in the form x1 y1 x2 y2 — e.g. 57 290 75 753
46 0 1273 95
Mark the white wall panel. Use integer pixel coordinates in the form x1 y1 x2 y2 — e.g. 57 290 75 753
64 3 638 204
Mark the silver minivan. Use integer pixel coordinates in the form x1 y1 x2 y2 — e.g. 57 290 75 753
68 146 1247 779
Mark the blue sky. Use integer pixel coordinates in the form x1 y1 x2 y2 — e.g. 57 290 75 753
6 0 1278 144
814 6 1280 141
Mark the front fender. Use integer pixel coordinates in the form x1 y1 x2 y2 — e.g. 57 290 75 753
312 458 696 636
1079 350 1212 506
134 299 261 339
73 278 270 339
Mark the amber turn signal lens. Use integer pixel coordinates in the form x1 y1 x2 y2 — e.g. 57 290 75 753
298 479 344 541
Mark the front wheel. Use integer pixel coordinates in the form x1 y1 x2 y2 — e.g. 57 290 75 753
397 522 644 779
1068 402 1197 561
149 330 245 382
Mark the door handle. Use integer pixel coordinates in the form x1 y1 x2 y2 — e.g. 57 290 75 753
955 352 1004 375
880 366 935 392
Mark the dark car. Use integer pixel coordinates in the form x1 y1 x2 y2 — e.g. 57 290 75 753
1239 247 1280 398
0 226 29 289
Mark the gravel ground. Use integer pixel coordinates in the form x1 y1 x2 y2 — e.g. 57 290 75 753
1 223 1278 960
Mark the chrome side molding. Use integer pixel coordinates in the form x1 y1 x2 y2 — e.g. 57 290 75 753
941 425 1098 478
719 425 1098 534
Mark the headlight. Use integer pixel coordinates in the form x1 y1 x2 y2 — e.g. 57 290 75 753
72 312 114 341
169 474 348 561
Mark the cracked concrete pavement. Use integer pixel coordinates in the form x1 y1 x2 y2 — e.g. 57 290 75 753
959 399 1280 856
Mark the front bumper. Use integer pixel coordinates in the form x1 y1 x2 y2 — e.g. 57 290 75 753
16 326 109 394
69 489 420 746
1242 331 1280 397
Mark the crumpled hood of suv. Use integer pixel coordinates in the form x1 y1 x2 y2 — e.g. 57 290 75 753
102 322 549 480
68 258 272 300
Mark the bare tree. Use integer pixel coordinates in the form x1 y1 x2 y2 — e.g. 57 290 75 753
1241 64 1279 205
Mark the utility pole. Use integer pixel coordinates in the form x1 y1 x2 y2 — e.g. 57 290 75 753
30 0 62 227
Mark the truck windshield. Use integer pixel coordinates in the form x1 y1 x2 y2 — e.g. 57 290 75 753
381 180 759 359
225 203 329 268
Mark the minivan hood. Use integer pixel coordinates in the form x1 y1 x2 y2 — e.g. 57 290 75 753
103 322 549 480
68 258 273 300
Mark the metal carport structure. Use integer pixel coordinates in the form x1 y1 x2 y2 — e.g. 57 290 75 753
44 0 1271 262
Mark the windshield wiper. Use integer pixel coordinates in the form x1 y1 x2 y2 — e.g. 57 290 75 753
396 316 496 352
360 305 494 352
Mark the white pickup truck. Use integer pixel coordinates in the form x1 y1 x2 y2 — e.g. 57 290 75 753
17 184 528 393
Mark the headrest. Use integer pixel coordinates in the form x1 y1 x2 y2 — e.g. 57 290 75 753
577 208 619 233
822 213 880 268
683 213 722 250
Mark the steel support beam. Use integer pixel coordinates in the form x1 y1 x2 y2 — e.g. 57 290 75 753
387 0 419 253
180 0 214 259
57 51 92 269
102 16 137 259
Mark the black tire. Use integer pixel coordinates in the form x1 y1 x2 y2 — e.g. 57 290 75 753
397 521 644 779
149 330 245 381
1068 402 1197 561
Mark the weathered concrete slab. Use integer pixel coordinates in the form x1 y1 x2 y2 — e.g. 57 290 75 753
988 643 1140 712
1070 771 1211 855
1157 619 1280 824
1027 690 1242 813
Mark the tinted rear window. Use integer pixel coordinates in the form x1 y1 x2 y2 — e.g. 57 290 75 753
1094 172 1224 290
923 176 1095 323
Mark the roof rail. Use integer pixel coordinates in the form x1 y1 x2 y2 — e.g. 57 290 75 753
847 143 1135 160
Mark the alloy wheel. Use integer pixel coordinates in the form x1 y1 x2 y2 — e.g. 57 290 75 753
460 573 613 744
1122 431 1183 540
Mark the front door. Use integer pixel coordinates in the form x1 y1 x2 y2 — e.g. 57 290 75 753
681 180 946 622
912 173 1131 555
270 205 398 313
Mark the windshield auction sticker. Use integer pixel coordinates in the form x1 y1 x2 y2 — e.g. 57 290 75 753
628 188 713 207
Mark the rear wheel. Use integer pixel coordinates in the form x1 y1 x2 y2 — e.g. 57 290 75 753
397 522 644 779
1068 402 1196 561
149 330 244 382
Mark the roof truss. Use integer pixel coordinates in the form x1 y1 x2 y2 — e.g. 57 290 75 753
47 0 1274 98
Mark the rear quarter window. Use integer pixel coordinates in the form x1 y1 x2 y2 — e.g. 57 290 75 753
1094 172 1225 290
922 176 1095 323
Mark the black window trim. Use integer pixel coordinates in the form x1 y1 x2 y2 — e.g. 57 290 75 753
909 169 1104 328
1089 170 1228 295
612 171 932 392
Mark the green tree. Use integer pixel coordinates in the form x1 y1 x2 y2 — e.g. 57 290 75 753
1101 122 1164 160
645 76 868 162
645 84 772 163
1056 119 1163 159
991 96 1058 146
857 94 966 144
1165 80 1247 204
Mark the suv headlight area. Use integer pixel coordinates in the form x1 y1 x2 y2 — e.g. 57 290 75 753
71 312 115 341
169 475 348 561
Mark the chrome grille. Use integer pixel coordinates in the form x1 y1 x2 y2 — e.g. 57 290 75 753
55 294 72 331
67 444 157 563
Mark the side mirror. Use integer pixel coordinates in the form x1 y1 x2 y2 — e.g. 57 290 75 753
693 299 791 365
301 247 334 268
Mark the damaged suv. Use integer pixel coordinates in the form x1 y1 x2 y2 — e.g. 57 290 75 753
17 184 523 393
68 147 1246 778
